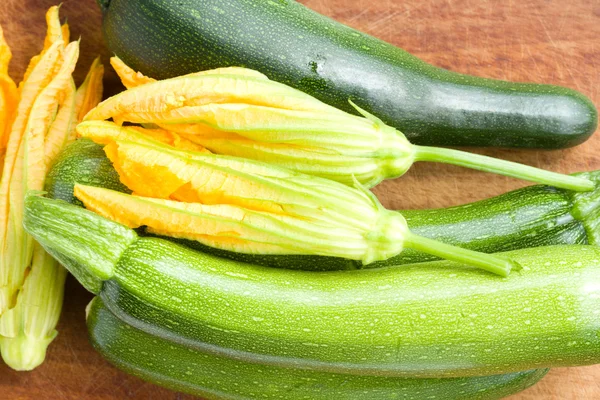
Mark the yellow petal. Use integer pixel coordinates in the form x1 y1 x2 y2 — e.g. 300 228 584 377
178 132 388 187
186 66 269 79
0 40 75 312
145 103 379 153
126 126 210 153
21 6 66 87
76 119 210 191
110 56 269 90
0 25 12 75
0 40 64 234
157 122 234 138
25 41 79 192
84 78 377 150
74 185 367 257
76 120 210 154
43 6 64 51
0 25 18 167
76 121 210 190
75 120 149 145
84 75 342 122
20 57 41 92
0 75 19 128
0 89 12 176
73 57 104 125
44 80 76 168
178 105 374 145
61 23 70 45
0 10 75 367
104 140 292 204
102 140 375 228
0 74 19 157
110 57 155 89
78 122 377 228
0 95 6 171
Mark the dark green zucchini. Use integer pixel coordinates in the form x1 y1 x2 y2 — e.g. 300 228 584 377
88 296 548 400
24 195 600 377
46 139 600 271
98 0 597 148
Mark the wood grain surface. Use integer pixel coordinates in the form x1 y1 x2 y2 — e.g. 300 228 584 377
0 0 599 398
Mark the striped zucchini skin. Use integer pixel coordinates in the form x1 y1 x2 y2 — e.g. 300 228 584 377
26 194 600 378
391 185 587 265
88 296 549 400
101 239 600 377
44 139 600 271
25 196 600 378
99 0 597 148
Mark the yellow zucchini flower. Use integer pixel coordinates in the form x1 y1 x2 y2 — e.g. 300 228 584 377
0 6 104 371
77 121 517 277
91 59 594 192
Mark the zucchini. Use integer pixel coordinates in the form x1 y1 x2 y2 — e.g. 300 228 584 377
24 194 600 378
88 296 549 400
98 0 597 148
46 139 600 270
45 138 130 206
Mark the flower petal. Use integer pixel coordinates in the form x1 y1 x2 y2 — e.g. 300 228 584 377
74 185 369 259
110 56 269 90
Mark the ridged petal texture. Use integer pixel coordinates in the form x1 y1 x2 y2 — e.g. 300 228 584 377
73 56 104 126
0 6 104 370
74 185 385 260
90 59 414 188
77 120 517 276
76 120 210 154
76 120 410 263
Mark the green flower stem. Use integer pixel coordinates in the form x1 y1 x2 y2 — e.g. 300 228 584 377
413 145 594 192
403 232 516 277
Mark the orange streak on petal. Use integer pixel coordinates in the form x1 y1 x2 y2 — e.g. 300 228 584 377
110 56 155 90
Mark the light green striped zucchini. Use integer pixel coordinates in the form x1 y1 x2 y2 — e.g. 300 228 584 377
88 296 549 400
24 194 600 378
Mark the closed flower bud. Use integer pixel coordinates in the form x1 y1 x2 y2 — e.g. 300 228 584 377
76 123 516 276
86 59 594 192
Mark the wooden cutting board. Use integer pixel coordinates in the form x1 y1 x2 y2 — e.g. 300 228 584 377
0 0 599 398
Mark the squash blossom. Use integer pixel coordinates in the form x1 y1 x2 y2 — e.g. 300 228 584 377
76 121 517 277
0 26 18 177
0 7 104 371
91 59 595 192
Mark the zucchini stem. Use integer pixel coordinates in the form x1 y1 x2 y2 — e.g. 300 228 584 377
413 145 594 192
403 232 516 277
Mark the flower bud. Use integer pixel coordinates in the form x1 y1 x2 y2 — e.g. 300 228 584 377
85 68 593 192
75 131 515 276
